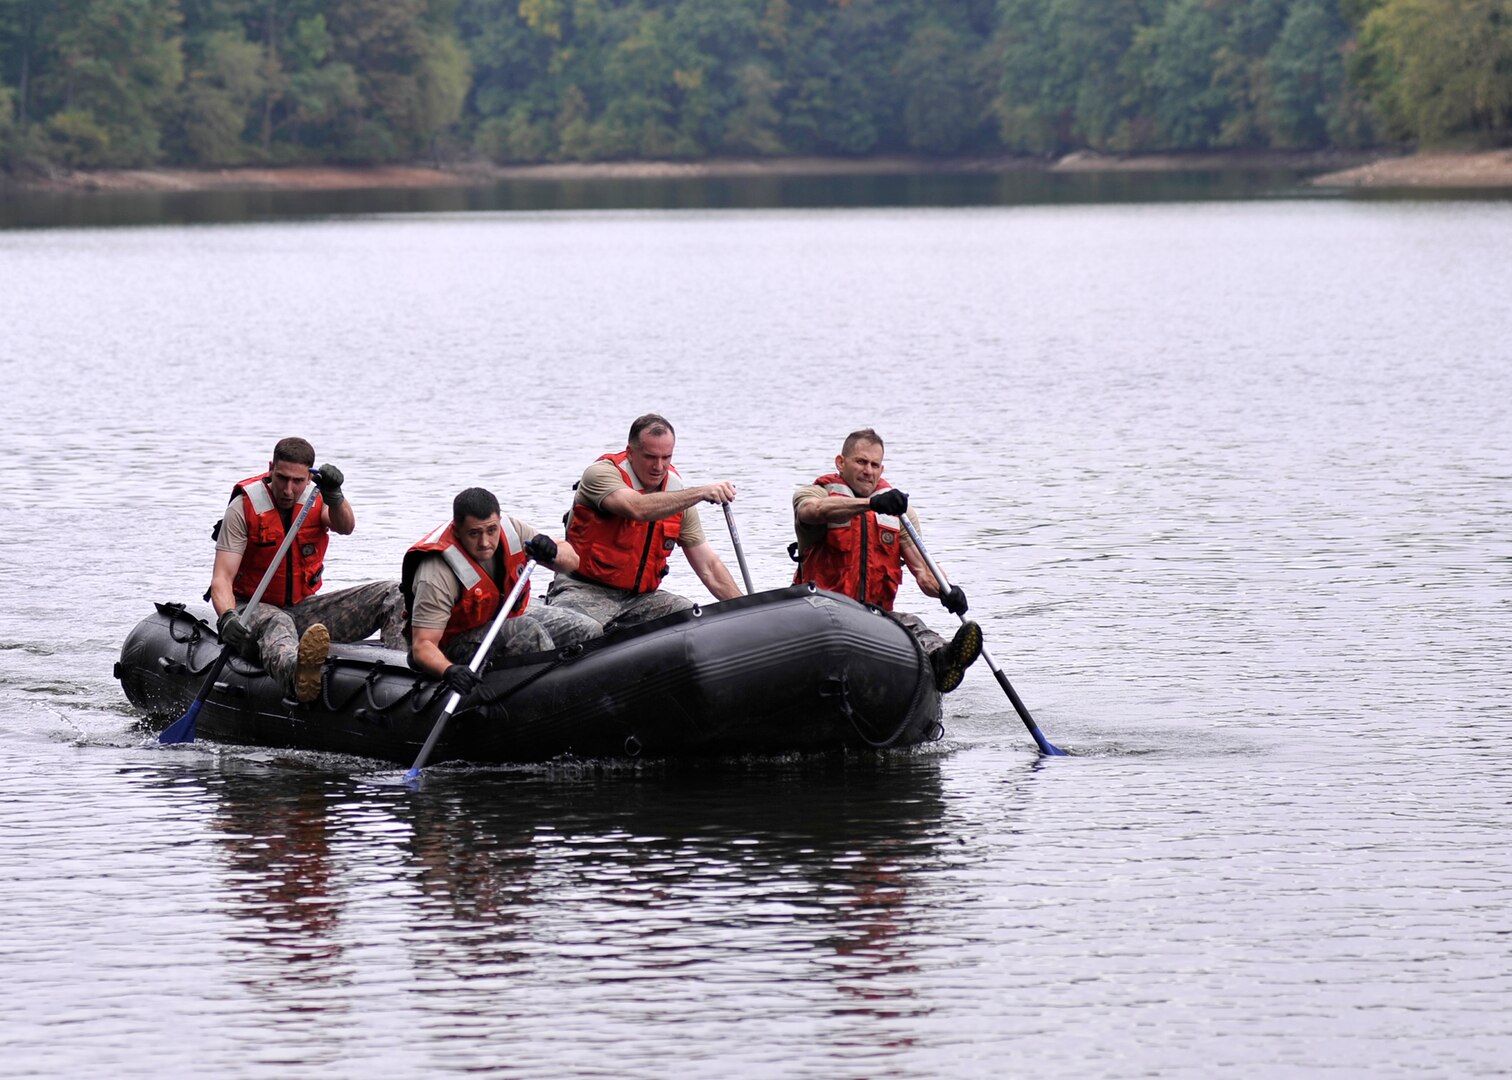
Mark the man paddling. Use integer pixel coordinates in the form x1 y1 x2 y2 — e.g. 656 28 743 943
792 428 983 693
402 487 601 696
210 437 405 703
545 413 743 632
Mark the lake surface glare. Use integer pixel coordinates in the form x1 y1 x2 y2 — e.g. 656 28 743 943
1 190 1509 1077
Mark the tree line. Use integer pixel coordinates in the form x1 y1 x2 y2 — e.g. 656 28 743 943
1 0 1508 172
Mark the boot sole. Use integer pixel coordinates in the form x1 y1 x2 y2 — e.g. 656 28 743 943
949 621 983 670
294 624 330 704
933 621 983 694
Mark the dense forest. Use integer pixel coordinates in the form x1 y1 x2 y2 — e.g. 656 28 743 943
1 0 1509 171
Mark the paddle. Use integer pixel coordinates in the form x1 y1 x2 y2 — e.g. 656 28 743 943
404 559 538 781
721 503 756 595
159 472 324 745
896 516 1067 757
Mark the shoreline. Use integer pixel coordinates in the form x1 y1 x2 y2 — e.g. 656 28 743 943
1304 149 1512 188
4 148 1511 196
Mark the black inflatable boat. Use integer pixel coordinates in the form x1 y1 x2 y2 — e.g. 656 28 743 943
116 584 943 766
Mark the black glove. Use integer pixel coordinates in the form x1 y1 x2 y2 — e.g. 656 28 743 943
313 463 345 507
217 609 258 659
442 663 481 696
942 585 969 616
523 533 558 564
869 488 908 516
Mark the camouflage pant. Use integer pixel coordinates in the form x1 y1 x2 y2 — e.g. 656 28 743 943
439 603 603 670
242 580 405 692
544 573 694 634
890 610 947 658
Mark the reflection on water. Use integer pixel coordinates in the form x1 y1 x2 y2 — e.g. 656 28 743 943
209 770 347 980
109 753 962 1067
1 168 1322 230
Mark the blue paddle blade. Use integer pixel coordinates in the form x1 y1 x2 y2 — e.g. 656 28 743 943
158 700 202 745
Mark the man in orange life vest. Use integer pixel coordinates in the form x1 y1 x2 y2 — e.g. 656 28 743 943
211 437 406 703
792 428 983 693
401 487 601 697
545 413 743 632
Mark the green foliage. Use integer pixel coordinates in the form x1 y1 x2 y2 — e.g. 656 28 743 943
42 106 110 165
325 0 465 159
1355 0 1512 143
897 22 982 153
180 28 263 162
1138 0 1233 148
1264 0 1367 146
23 0 185 166
721 60 783 154
993 0 1159 153
0 0 1496 173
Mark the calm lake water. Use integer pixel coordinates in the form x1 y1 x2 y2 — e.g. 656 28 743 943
1 173 1509 1078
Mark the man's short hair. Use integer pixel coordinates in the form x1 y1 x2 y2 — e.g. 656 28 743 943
841 428 884 457
453 487 501 525
629 413 676 447
272 437 315 467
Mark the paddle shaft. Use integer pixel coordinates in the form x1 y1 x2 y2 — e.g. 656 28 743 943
721 503 756 595
896 515 1065 757
405 559 537 780
159 475 324 745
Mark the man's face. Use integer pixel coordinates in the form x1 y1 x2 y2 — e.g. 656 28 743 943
455 513 501 564
267 458 312 511
628 430 675 489
836 440 884 498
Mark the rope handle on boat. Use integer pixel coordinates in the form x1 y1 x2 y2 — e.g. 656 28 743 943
317 659 433 722
823 633 935 749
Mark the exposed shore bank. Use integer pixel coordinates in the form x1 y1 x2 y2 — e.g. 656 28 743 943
5 148 1511 196
1305 149 1512 188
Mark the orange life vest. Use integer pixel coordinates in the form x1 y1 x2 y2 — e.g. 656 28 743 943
400 518 531 647
566 450 683 593
228 472 328 606
794 473 905 610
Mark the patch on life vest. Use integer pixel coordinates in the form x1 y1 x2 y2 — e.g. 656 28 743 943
300 543 317 557
663 539 676 551
880 531 896 544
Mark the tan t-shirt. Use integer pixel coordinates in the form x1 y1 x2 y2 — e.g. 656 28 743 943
575 459 706 546
215 496 251 553
792 482 921 554
409 515 541 631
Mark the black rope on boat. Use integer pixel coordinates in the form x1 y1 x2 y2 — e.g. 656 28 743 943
319 661 431 722
825 632 935 750
161 603 206 647
451 647 577 723
843 683 914 749
159 603 262 680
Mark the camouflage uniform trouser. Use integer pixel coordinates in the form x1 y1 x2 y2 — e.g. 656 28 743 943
890 610 947 659
438 604 603 670
241 581 406 692
544 573 693 634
